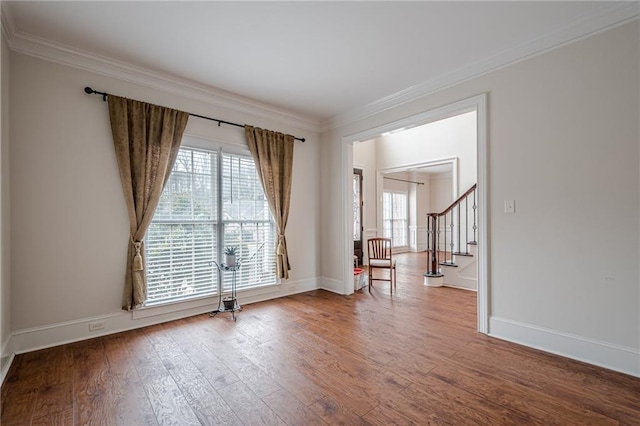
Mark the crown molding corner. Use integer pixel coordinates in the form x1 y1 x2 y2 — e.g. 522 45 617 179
7 30 321 134
1 2 17 41
323 2 640 131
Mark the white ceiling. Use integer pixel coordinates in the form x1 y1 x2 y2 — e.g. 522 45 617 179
2 1 638 126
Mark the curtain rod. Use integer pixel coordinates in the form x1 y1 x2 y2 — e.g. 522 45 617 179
383 176 424 185
84 87 306 142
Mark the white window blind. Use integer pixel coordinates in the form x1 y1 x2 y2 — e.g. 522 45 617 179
222 154 276 291
383 191 408 248
145 147 276 306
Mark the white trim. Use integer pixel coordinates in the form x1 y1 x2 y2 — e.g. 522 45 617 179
319 276 345 294
342 94 489 333
3 30 320 133
0 2 16 41
475 94 488 333
134 295 220 320
489 316 640 378
3 2 636 134
323 3 640 130
340 142 352 296
378 157 458 183
10 277 319 355
1 334 14 385
1 353 14 386
443 284 476 292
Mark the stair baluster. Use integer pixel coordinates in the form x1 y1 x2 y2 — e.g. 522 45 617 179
471 189 477 244
449 210 454 261
456 203 461 255
424 184 477 282
465 195 469 254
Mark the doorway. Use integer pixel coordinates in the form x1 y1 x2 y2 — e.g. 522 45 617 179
380 160 457 254
342 94 488 333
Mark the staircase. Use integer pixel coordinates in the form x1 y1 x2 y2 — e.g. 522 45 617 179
423 184 478 290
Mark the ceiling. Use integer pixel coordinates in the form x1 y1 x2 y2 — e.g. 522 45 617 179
2 1 637 126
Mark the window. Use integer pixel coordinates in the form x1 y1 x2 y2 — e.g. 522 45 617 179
383 191 408 248
353 173 361 241
221 154 276 292
145 146 276 306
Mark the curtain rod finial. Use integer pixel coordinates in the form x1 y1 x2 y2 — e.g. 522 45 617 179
84 87 94 94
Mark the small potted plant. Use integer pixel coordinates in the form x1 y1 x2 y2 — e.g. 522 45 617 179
223 296 236 311
224 246 238 267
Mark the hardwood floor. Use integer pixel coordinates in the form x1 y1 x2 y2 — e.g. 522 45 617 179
2 252 640 425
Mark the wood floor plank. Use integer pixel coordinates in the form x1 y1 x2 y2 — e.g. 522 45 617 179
144 374 201 426
105 333 159 425
2 252 640 425
210 345 283 398
449 339 640 423
367 376 534 425
0 389 38 425
427 362 617 425
261 388 327 425
308 395 372 426
31 407 74 426
70 338 117 425
217 380 283 425
151 324 243 425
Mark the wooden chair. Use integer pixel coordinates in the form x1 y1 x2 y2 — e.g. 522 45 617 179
367 238 397 294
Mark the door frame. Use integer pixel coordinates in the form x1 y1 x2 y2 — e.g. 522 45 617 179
341 93 489 333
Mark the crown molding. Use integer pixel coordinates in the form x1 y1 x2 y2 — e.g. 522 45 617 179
1 1 16 41
4 28 321 134
322 2 640 131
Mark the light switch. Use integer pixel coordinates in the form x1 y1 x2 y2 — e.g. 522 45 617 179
504 200 515 214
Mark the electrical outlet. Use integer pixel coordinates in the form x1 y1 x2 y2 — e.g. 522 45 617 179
88 321 105 332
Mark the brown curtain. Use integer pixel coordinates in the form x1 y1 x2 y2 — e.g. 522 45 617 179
108 96 189 310
245 126 295 279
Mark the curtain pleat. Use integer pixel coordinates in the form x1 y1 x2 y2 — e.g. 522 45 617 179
245 126 294 279
108 95 189 310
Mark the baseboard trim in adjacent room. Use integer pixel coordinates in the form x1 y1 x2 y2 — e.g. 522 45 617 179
10 277 321 356
489 316 640 378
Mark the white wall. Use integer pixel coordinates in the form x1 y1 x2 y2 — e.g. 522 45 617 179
376 111 476 196
414 172 431 252
429 173 453 212
9 51 321 351
321 22 640 375
1 30 11 378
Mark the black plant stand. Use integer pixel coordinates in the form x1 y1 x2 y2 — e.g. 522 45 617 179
209 262 242 321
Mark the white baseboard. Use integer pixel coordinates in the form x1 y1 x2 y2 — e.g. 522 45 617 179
489 316 640 378
318 276 345 294
10 277 321 356
443 283 477 292
1 334 14 385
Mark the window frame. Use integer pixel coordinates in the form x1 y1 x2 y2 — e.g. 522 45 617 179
382 190 409 249
142 137 278 309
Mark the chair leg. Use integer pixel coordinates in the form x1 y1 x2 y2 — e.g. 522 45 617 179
394 267 397 289
368 266 372 292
